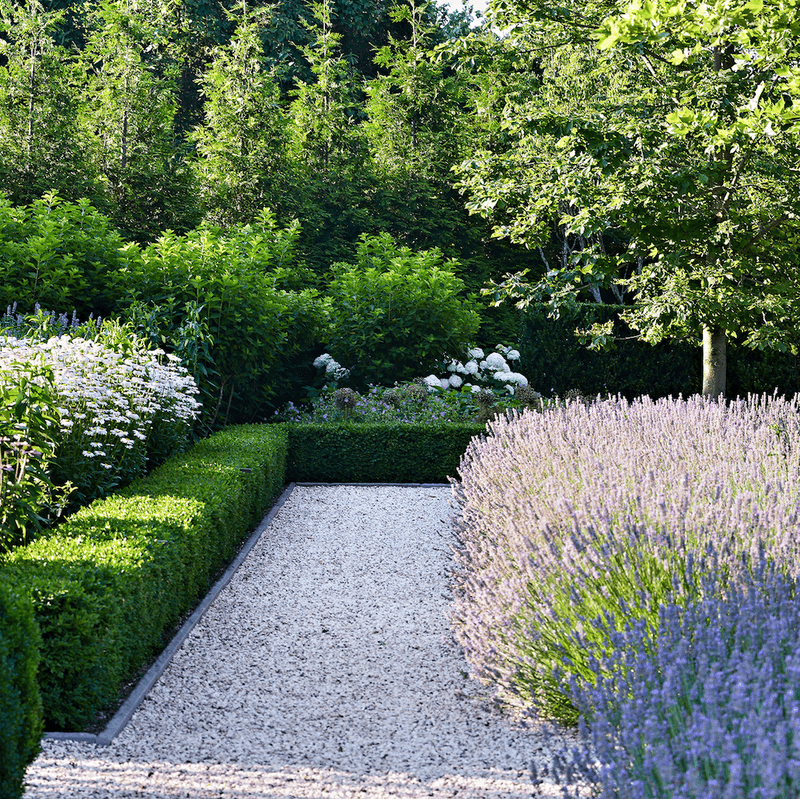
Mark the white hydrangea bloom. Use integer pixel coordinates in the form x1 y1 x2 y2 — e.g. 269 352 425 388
464 360 479 375
493 371 529 386
471 385 483 394
486 352 509 372
447 360 459 373
313 353 333 369
314 352 349 380
328 362 350 380
423 375 441 390
448 374 463 389
468 348 484 360
440 378 450 390
507 349 521 361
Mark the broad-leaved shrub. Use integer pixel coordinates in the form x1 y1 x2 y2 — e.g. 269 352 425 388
125 220 325 429
325 233 480 386
0 194 135 318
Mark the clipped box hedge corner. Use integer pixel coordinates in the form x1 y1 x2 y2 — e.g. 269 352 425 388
1 424 287 733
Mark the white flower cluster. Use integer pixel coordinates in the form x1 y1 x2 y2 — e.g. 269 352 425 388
0 335 201 469
424 345 528 395
313 353 350 383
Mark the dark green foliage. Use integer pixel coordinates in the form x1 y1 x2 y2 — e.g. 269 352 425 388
78 0 199 243
727 347 799 399
285 421 484 483
2 424 287 730
0 581 42 799
125 220 326 429
519 304 699 398
0 0 94 209
519 304 799 398
190 9 291 228
0 194 135 318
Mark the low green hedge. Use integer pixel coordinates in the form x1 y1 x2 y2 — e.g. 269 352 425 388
285 422 484 483
2 424 287 731
0 582 42 799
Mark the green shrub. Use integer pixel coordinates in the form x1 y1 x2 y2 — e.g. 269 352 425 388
125 222 325 429
0 194 135 318
285 421 484 483
518 303 799 398
2 423 287 730
325 233 481 387
0 365 63 551
0 581 42 799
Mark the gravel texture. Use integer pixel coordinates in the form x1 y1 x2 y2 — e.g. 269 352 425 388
24 485 574 798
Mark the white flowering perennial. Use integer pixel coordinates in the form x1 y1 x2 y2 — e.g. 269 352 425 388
421 345 529 395
0 335 200 473
313 353 351 383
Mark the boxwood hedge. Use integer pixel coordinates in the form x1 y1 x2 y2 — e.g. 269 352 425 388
0 581 42 799
285 421 484 483
2 424 287 732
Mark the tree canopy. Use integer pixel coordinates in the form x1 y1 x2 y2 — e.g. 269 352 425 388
0 0 795 396
457 0 800 394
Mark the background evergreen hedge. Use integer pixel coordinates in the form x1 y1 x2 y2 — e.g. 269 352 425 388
519 304 798 399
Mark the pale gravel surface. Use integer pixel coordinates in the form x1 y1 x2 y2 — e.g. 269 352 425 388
25 485 575 799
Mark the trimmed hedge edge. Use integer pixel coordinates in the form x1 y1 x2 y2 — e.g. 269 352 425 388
2 424 288 735
285 421 485 483
0 581 42 799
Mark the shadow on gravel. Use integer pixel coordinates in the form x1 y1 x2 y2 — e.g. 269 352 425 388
26 758 570 798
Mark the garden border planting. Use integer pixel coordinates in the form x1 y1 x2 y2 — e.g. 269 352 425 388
2 424 289 733
1 416 487 799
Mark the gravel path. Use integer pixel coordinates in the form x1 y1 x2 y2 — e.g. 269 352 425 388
24 485 573 798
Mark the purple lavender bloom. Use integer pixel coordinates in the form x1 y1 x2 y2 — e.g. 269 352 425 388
450 394 800 727
547 554 800 798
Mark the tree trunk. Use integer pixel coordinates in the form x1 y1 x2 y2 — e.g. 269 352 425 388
702 326 727 397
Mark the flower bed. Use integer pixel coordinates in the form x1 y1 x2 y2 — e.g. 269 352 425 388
450 394 800 795
0 326 200 549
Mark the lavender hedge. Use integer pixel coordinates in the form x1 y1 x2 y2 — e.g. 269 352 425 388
450 394 800 723
540 552 800 798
